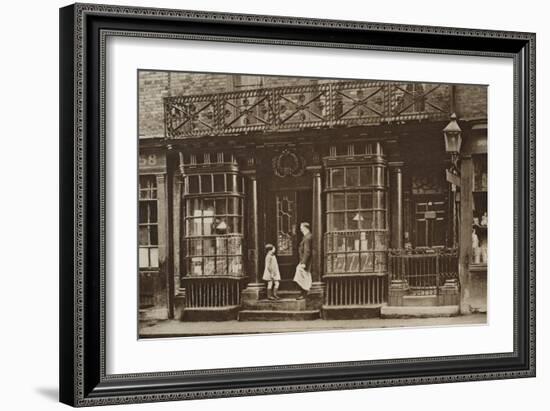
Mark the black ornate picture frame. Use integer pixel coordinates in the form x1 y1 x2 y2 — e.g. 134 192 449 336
59 3 535 407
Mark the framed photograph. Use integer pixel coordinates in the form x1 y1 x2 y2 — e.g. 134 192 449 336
59 3 535 407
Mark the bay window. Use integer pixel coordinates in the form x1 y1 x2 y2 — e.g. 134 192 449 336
325 163 388 274
183 171 245 276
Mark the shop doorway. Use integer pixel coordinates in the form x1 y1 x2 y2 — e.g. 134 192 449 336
266 189 312 290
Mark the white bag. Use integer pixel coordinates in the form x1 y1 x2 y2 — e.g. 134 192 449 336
293 264 312 291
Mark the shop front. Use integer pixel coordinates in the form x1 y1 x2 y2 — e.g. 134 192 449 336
138 78 485 321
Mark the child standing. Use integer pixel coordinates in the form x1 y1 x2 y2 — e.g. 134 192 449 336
263 244 281 300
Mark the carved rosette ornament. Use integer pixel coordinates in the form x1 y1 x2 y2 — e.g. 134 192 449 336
272 149 306 177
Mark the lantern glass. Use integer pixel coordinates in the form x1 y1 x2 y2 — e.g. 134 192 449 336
443 113 462 154
444 132 462 154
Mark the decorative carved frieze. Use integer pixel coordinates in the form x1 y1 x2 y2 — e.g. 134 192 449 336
164 81 451 138
271 149 306 178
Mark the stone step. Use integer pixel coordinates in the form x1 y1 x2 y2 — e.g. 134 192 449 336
238 309 320 321
321 304 382 320
243 298 306 311
380 305 459 318
276 290 301 298
402 295 438 307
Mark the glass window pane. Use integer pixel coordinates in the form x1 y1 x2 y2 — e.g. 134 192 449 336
375 232 386 250
191 218 202 236
359 231 371 251
334 254 346 272
214 217 228 234
347 253 360 272
201 175 212 193
187 198 199 217
204 218 215 236
237 176 243 193
188 175 199 193
331 168 344 187
228 237 242 255
346 233 360 252
232 217 241 234
347 193 359 209
203 202 215 236
216 257 227 275
346 167 359 186
227 197 236 214
149 226 158 245
336 235 346 252
149 248 159 268
375 166 384 186
330 193 345 211
361 253 374 272
214 174 225 192
361 193 373 209
215 198 226 215
204 257 215 276
149 202 157 223
203 199 215 214
139 203 148 223
360 166 373 186
226 174 234 192
189 238 202 256
326 254 334 273
191 257 203 276
216 237 227 255
229 256 242 275
361 211 374 229
375 252 387 271
325 234 333 253
237 198 243 215
347 212 362 230
329 213 345 231
376 211 386 229
203 238 215 255
377 191 386 209
139 227 149 245
138 248 149 268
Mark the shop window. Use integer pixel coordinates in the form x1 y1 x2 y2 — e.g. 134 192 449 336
325 164 388 274
139 175 159 269
184 172 245 276
472 154 488 264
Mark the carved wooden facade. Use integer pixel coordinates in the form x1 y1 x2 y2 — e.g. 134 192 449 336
139 75 487 321
164 81 451 138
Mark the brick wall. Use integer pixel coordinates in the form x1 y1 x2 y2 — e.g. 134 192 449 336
454 85 487 120
138 71 487 139
138 71 169 139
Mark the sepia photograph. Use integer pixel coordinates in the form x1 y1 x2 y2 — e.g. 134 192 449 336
137 71 488 338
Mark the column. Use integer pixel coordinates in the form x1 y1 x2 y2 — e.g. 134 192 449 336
307 166 324 310
241 171 264 304
389 163 404 249
311 168 323 283
155 173 171 317
459 155 473 314
173 174 186 320
388 163 407 305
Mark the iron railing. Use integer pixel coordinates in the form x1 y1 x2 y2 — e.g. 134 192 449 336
164 81 451 138
388 248 459 296
324 273 387 306
181 276 247 308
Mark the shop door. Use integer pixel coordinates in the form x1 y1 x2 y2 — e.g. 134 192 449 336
267 189 312 289
413 195 447 247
